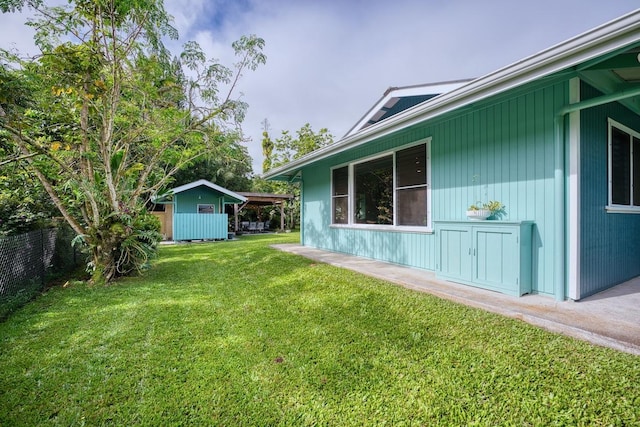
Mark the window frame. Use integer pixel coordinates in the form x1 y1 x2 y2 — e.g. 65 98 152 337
330 137 432 232
197 204 216 214
607 119 640 214
331 165 349 224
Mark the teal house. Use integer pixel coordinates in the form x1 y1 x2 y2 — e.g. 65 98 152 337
152 179 247 241
264 10 640 301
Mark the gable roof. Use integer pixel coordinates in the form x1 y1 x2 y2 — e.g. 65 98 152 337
344 80 473 138
263 9 640 182
167 179 247 203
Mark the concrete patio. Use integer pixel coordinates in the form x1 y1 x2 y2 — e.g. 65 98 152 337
272 244 640 356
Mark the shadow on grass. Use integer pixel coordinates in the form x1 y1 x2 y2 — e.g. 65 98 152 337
1 232 639 425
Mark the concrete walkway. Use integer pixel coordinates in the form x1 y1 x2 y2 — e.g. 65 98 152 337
272 244 640 356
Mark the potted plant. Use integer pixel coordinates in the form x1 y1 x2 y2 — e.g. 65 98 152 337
466 200 505 220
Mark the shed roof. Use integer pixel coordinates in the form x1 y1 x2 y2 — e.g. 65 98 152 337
166 179 247 204
263 9 640 182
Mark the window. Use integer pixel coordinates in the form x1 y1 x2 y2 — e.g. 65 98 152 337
331 139 431 229
608 119 640 210
396 144 428 226
332 166 349 224
197 204 215 214
354 155 393 224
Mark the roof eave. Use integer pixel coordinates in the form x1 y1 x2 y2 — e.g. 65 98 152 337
168 179 248 203
262 9 640 181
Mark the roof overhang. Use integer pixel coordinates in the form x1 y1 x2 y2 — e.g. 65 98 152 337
237 192 294 206
158 179 248 204
263 9 640 182
344 80 473 137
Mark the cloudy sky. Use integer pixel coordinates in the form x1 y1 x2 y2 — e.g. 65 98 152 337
1 0 639 173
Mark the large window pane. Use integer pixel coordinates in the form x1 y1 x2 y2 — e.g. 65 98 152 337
396 144 426 187
611 127 631 205
397 187 427 226
354 156 393 224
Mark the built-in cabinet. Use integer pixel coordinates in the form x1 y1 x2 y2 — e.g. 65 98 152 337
434 221 533 297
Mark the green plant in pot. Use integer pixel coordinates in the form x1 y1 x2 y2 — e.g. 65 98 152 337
466 200 505 220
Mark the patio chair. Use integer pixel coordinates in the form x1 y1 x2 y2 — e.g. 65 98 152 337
257 222 264 233
248 222 257 233
241 221 249 231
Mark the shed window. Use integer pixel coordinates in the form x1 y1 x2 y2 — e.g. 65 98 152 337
197 204 216 214
608 119 640 210
331 138 431 229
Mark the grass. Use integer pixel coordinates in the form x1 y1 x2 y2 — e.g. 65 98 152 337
0 232 638 426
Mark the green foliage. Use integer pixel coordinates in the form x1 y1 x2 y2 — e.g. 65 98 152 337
267 123 333 170
0 168 57 236
259 123 334 228
468 200 506 219
0 233 638 425
170 133 253 191
261 126 273 173
0 0 265 282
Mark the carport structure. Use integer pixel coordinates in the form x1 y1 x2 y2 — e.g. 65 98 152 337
233 192 294 232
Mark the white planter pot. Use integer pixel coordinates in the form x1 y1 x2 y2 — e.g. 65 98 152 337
466 209 491 220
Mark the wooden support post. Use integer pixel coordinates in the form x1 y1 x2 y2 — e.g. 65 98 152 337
234 204 239 232
280 203 285 231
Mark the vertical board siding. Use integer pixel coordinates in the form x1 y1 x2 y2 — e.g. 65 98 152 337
580 82 640 297
174 213 228 241
175 188 223 213
301 79 567 295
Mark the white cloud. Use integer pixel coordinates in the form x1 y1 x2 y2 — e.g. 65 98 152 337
2 0 639 174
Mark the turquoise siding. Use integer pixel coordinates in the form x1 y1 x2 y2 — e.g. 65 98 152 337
300 79 568 296
580 82 640 297
173 187 227 240
173 213 228 240
175 188 223 213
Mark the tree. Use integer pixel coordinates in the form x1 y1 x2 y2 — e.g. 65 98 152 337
0 0 265 283
267 123 333 170
170 132 253 191
261 118 273 174
259 123 334 229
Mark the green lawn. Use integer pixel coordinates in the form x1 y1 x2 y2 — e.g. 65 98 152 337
1 233 638 426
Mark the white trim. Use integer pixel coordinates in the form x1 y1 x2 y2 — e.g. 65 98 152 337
330 165 349 225
426 140 433 231
263 9 640 181
568 77 581 300
330 138 432 230
330 224 434 234
169 179 247 203
606 206 640 213
607 118 640 210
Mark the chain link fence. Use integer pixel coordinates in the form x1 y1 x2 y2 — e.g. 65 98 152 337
0 227 83 319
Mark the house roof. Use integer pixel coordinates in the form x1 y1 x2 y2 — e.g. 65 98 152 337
263 8 640 182
344 80 473 138
167 179 247 203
